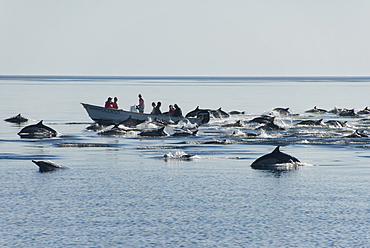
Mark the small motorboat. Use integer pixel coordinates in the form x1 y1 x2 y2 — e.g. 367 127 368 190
81 103 209 126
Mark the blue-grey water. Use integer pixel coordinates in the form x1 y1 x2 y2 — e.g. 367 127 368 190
1 76 370 247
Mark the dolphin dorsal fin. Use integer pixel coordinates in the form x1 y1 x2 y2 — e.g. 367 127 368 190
272 146 280 153
37 120 44 126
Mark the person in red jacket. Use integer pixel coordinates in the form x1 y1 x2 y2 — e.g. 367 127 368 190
112 97 119 109
104 97 114 108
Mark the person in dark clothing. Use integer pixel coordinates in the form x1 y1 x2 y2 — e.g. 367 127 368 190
173 104 183 117
150 102 156 114
153 102 162 115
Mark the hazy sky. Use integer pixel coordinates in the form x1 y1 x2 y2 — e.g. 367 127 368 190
1 1 369 76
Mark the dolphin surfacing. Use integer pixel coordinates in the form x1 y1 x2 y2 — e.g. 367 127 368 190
251 146 301 170
32 160 65 172
138 127 168 137
18 120 57 138
4 113 28 123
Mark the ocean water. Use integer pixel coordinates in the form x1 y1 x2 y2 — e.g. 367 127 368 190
1 76 370 247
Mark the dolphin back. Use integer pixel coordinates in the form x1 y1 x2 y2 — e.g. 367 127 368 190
185 106 200 118
251 146 301 170
18 120 57 138
36 121 58 135
32 160 64 172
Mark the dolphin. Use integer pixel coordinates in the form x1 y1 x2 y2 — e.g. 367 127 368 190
328 107 342 114
256 121 285 131
344 130 368 138
184 107 211 123
149 117 177 126
200 107 229 118
98 124 128 136
305 106 327 114
119 116 146 127
228 110 245 115
358 107 370 115
249 115 275 124
86 123 106 131
221 120 244 127
231 130 258 137
32 160 65 173
325 120 348 128
4 113 29 124
138 127 168 137
251 146 301 170
196 110 211 124
185 106 229 118
185 106 201 118
17 120 57 138
202 139 231 145
296 119 324 126
273 107 290 116
215 108 230 118
338 109 357 117
172 129 198 136
163 153 197 161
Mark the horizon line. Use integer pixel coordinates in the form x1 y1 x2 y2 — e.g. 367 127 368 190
1 74 370 79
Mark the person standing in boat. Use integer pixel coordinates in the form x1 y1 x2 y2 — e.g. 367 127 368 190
112 97 119 109
152 102 162 115
173 104 183 117
136 94 145 113
105 97 114 108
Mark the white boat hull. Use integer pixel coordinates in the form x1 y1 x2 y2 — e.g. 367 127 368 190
81 103 208 125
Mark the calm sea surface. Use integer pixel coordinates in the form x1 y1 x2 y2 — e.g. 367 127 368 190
1 76 370 247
